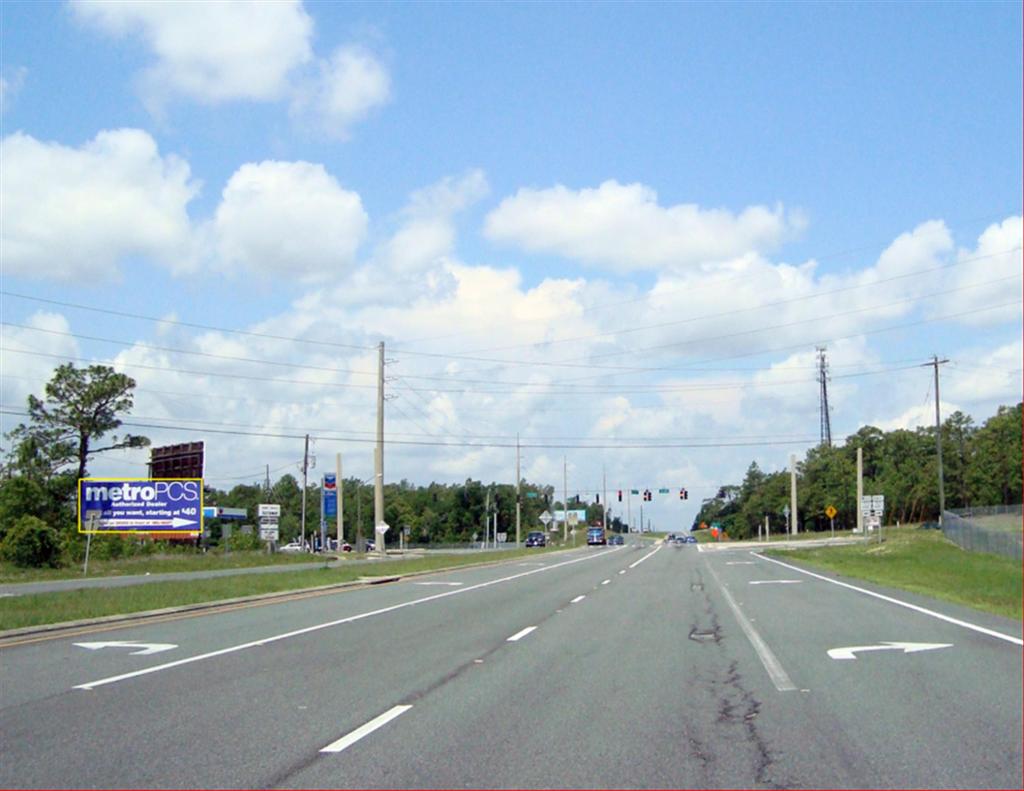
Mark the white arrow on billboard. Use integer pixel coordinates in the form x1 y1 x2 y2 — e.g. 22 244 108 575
74 641 178 656
827 641 952 660
95 518 197 529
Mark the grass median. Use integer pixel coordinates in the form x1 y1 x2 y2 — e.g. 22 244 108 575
0 546 566 632
765 526 1022 620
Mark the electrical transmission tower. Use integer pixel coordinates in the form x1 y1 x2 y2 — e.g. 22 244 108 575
817 347 832 447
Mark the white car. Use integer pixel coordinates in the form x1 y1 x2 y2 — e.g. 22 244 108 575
279 541 304 553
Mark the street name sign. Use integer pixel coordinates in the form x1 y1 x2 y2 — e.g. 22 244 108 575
79 478 202 534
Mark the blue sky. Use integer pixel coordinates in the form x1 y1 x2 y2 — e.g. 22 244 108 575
2 1 1021 530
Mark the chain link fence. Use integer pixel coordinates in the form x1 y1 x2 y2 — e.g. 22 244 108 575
941 505 1022 561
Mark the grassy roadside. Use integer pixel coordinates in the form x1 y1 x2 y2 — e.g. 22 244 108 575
766 527 1022 620
0 546 565 632
0 550 322 584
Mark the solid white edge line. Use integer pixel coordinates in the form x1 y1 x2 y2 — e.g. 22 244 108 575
320 705 412 754
74 549 613 691
571 595 586 603
749 580 802 585
507 626 537 642
755 552 1024 647
629 544 662 568
705 561 797 692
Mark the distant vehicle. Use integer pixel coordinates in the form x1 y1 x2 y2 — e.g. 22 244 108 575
587 527 607 546
526 531 546 547
684 535 698 544
364 539 376 552
608 534 624 545
280 541 303 553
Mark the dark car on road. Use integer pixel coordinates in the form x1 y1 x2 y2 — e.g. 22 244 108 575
608 534 624 545
526 531 546 547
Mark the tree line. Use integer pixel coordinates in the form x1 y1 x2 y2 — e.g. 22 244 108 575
694 403 1022 539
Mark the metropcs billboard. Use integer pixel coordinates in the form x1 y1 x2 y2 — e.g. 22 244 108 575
79 478 203 534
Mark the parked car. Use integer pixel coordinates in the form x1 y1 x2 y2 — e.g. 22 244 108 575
280 541 303 553
526 531 546 547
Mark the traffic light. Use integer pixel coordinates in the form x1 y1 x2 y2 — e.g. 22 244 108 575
679 488 685 500
617 490 622 502
643 489 651 501
595 493 600 504
683 488 688 500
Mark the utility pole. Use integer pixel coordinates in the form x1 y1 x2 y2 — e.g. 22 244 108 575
922 355 950 525
484 488 490 549
602 465 608 532
515 434 521 545
374 341 385 555
817 347 832 447
342 454 350 545
856 446 864 538
789 453 798 535
563 457 568 542
300 434 309 549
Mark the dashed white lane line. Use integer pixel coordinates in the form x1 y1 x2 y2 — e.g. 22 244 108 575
74 548 612 691
601 579 611 586
749 580 802 585
507 626 538 642
618 570 627 575
756 552 1024 647
571 595 586 603
705 561 796 693
320 705 412 754
629 544 663 569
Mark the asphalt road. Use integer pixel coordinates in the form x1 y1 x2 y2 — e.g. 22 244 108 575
1 541 1020 789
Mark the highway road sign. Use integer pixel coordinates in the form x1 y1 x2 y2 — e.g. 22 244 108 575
538 510 552 525
258 503 281 517
825 505 837 519
78 479 202 534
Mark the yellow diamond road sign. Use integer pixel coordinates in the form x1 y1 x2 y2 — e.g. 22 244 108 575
825 505 837 519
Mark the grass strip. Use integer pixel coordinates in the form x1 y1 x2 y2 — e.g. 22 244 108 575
766 527 1022 620
0 550 321 584
0 547 563 631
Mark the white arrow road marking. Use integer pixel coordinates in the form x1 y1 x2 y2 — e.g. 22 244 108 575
74 641 177 656
413 582 463 586
749 580 803 585
828 641 953 660
320 705 412 754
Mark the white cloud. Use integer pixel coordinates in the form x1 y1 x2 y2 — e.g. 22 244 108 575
212 160 367 281
0 67 27 113
484 180 804 272
71 0 313 108
0 129 199 281
372 170 488 274
931 216 1022 326
292 45 391 140
0 313 80 428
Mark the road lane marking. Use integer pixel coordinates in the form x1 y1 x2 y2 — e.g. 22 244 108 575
749 580 802 585
726 561 756 566
507 626 537 642
571 595 586 603
618 570 626 575
320 705 412 754
628 544 662 569
827 642 952 660
74 641 177 655
705 562 797 692
755 553 1024 647
601 579 611 585
413 582 463 586
74 549 614 691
